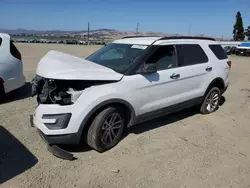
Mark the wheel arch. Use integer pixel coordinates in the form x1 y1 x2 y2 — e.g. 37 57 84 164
204 77 225 96
77 98 136 142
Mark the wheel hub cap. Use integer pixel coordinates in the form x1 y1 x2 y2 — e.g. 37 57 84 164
206 91 219 112
101 113 122 144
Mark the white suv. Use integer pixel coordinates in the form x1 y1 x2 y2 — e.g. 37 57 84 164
31 36 231 155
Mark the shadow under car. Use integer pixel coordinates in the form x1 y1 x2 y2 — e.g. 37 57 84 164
0 126 38 184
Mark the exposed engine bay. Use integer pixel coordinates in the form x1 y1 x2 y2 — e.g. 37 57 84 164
31 75 116 105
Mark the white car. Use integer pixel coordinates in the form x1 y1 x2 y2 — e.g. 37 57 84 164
0 33 26 102
31 36 231 156
235 42 250 56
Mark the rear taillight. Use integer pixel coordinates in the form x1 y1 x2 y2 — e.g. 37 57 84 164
227 60 232 68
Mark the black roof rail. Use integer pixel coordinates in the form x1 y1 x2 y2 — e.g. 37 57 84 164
122 35 162 39
158 36 216 41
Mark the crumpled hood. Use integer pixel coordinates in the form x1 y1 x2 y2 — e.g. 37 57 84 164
36 50 123 80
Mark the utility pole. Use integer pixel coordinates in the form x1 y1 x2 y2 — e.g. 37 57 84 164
188 24 191 36
87 22 90 45
136 23 139 36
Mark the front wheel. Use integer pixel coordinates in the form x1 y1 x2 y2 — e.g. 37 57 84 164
200 87 221 114
86 106 126 152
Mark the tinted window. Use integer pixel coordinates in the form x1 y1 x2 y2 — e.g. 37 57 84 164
180 44 208 66
0 38 2 46
146 45 178 71
9 41 22 60
209 44 228 60
87 43 148 74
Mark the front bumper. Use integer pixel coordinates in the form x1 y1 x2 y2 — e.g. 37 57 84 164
30 115 77 160
30 114 80 145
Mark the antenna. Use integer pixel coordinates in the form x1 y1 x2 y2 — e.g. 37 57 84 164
136 23 140 35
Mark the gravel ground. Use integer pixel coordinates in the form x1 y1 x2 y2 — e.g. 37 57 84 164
1 43 250 188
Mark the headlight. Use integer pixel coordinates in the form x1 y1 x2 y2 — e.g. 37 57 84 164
67 88 83 103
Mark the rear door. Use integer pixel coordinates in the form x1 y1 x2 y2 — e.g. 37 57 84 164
175 43 212 103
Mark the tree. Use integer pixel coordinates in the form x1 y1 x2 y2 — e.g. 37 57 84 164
233 11 245 41
245 25 250 40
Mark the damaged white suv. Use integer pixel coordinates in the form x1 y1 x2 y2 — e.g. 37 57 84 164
31 36 231 154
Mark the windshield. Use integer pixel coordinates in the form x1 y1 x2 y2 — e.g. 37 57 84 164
86 43 148 74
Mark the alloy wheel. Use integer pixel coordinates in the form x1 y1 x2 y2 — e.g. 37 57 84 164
205 90 219 112
100 113 122 144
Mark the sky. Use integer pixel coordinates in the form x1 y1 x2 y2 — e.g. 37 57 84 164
0 0 249 38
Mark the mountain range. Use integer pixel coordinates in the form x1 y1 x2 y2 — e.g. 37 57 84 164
0 28 168 37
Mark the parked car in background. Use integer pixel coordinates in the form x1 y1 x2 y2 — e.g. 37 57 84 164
224 46 232 55
223 46 237 55
0 33 26 102
235 42 250 56
30 36 231 159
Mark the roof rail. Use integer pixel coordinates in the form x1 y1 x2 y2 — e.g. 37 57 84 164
158 36 216 41
122 35 162 39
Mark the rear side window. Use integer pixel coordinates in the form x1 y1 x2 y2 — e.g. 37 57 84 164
179 44 208 66
10 41 21 60
209 44 228 60
0 38 2 46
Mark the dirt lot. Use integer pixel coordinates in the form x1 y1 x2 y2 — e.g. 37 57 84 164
1 43 250 188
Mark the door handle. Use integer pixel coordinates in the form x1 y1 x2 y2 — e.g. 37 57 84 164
170 73 180 79
206 66 212 72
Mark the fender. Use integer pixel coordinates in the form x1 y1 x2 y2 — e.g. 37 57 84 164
77 98 136 139
204 77 225 96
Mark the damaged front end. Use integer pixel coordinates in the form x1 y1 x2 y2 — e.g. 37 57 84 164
30 75 117 160
31 75 115 105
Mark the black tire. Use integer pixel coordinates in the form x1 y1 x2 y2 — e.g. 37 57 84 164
0 83 5 103
86 106 126 152
200 87 221 114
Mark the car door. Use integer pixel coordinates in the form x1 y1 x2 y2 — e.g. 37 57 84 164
128 44 185 120
175 43 212 104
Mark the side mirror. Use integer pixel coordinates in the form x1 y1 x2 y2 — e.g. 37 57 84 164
137 63 157 74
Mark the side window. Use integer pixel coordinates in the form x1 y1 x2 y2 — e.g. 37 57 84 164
146 45 178 71
100 48 125 60
209 44 228 60
180 44 208 66
0 38 2 46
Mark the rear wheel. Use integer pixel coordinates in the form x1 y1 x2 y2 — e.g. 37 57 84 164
200 87 221 114
86 106 126 152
